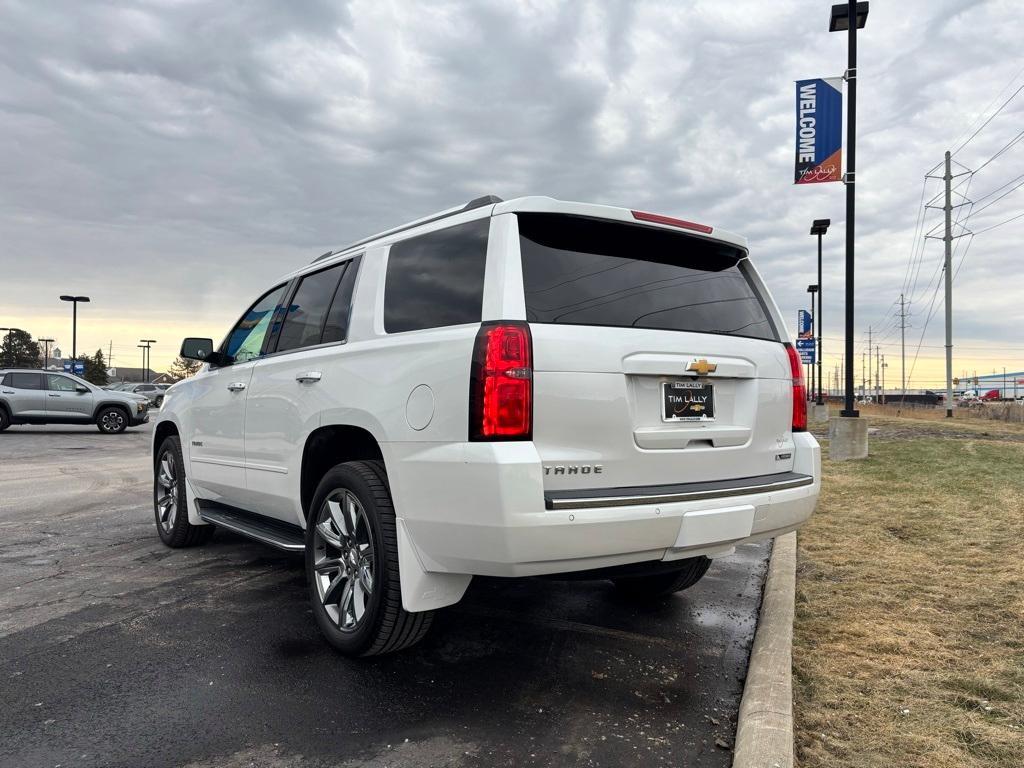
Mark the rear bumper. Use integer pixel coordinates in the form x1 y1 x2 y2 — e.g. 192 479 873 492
387 432 820 578
544 471 814 510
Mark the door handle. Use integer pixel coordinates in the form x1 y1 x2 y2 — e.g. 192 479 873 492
227 382 247 392
48 393 61 397
295 371 322 383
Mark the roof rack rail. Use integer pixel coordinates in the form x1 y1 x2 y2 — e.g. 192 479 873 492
313 195 503 263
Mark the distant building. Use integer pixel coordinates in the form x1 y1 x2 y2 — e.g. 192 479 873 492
963 371 1024 399
108 366 165 383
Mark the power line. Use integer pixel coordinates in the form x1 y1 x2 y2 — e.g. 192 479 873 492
973 128 1024 173
969 180 1024 218
973 210 1024 235
950 77 1024 157
971 172 1024 205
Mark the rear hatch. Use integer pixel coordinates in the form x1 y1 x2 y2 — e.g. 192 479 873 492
517 212 796 493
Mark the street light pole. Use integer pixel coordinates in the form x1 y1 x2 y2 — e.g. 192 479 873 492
829 1 868 417
59 295 90 365
140 339 157 382
807 284 819 401
39 338 55 369
810 219 831 406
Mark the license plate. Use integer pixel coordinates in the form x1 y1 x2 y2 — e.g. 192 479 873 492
663 381 714 422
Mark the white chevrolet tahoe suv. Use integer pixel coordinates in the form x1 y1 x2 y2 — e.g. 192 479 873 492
153 195 819 656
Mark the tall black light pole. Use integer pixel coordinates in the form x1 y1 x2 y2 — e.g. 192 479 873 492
59 295 90 365
807 285 818 399
40 338 55 370
829 1 868 417
140 339 156 382
810 219 831 405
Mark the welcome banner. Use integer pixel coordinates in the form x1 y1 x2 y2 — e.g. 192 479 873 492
794 78 843 184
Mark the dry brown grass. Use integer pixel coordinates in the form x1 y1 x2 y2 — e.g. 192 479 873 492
793 416 1024 767
860 401 1024 424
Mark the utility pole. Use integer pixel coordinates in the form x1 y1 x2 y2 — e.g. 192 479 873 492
881 353 886 404
898 293 907 398
867 327 872 401
861 351 866 400
875 346 880 402
943 150 954 417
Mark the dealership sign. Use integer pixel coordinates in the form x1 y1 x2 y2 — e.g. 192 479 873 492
795 338 816 364
794 78 843 184
797 309 813 339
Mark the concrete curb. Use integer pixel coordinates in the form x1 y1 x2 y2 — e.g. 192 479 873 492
732 532 796 768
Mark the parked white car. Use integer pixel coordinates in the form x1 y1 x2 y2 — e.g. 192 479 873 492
152 196 820 656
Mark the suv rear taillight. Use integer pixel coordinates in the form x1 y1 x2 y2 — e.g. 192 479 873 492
784 343 807 432
469 322 533 440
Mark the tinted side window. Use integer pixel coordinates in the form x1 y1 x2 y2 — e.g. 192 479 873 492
384 218 489 333
321 258 360 344
7 372 43 389
276 263 345 353
223 285 287 363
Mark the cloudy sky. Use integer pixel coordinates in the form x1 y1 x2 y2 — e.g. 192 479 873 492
2 0 1022 389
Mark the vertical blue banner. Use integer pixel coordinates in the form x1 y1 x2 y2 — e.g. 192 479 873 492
798 309 813 339
794 77 843 184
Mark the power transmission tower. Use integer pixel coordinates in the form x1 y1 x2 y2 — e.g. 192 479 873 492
924 150 973 417
943 151 954 417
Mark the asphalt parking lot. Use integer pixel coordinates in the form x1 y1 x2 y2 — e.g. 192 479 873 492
0 421 770 768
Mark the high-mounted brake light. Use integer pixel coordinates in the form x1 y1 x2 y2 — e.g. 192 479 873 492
784 343 807 432
631 210 714 234
469 322 533 440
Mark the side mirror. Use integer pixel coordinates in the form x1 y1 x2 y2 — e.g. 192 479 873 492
180 337 231 367
75 385 89 393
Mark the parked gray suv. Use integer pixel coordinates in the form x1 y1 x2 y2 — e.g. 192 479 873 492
0 369 150 433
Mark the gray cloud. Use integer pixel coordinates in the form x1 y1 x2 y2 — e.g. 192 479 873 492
1 0 1022 379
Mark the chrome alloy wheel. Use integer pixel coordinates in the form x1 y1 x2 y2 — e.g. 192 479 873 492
155 452 179 533
101 410 125 432
312 490 375 632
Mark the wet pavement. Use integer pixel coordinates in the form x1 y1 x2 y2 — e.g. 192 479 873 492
0 423 770 768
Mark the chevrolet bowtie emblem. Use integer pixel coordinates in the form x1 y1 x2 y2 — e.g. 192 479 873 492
687 359 717 376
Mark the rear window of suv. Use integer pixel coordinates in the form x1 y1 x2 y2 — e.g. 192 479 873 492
518 213 778 341
384 218 489 334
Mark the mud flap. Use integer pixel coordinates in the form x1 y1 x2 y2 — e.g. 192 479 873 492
396 518 472 612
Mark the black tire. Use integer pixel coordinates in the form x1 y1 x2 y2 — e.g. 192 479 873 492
0 407 9 432
154 435 214 547
96 405 129 434
154 395 164 408
305 460 433 657
611 556 712 598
